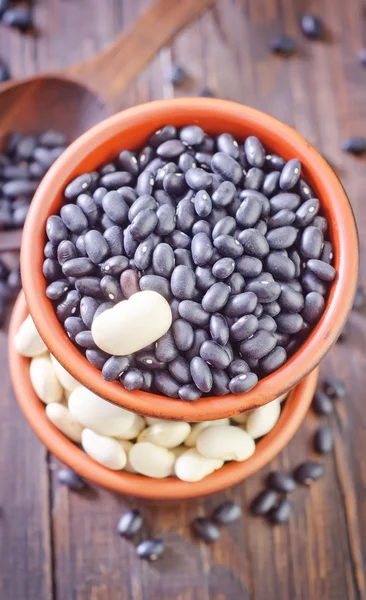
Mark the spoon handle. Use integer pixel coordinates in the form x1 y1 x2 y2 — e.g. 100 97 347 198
67 0 214 108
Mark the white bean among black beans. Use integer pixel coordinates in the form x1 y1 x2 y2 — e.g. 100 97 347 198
43 125 336 400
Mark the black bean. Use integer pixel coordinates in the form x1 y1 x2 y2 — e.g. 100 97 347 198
257 314 277 332
46 279 70 300
120 269 140 298
116 150 138 176
267 209 296 230
56 290 80 322
306 259 335 282
4 178 38 198
65 174 93 199
79 297 98 328
244 136 265 168
300 292 325 325
323 376 346 399
294 462 325 485
320 241 333 265
190 356 213 392
300 14 323 39
211 181 236 207
100 171 134 189
251 490 278 515
179 384 202 401
262 171 280 196
267 225 298 249
156 139 185 159
100 275 123 303
278 284 304 313
244 167 264 190
295 198 319 228
168 355 191 384
45 219 68 251
135 171 155 196
83 230 109 264
207 314 229 346
135 352 165 370
117 509 143 538
300 226 324 259
224 292 257 318
212 501 242 524
149 243 174 278
100 163 116 176
228 371 258 394
57 468 85 491
163 172 186 197
265 154 286 171
100 255 128 277
271 35 296 55
253 304 264 318
210 152 242 185
269 498 292 524
266 252 296 282
139 369 153 391
216 133 239 159
75 277 101 299
136 539 164 561
236 230 268 262
260 345 287 374
138 274 171 300
168 265 195 300
208 368 229 395
195 151 213 169
43 258 63 282
227 360 249 378
122 368 144 391
44 242 57 260
169 320 193 354
191 517 220 543
234 257 260 280
269 192 300 214
312 216 328 236
100 190 128 225
101 355 131 381
73 234 86 256
165 230 190 250
213 234 244 259
341 136 366 154
74 330 96 348
188 232 212 267
275 312 303 333
209 257 234 281
61 257 94 278
60 204 88 234
129 209 158 242
239 329 277 360
155 162 178 188
183 166 212 191
314 426 333 454
76 194 99 226
154 331 177 363
179 125 205 146
154 371 180 398
212 216 236 239
170 249 191 271
262 300 280 317
312 389 333 415
199 340 230 369
267 471 296 493
279 159 301 191
229 314 257 342
177 300 209 328
118 186 138 206
150 125 177 148
93 187 108 207
200 282 229 313
133 237 154 271
179 152 197 173
302 271 327 295
246 280 281 304
235 196 262 228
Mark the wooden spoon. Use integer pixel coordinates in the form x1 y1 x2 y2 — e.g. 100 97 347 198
0 0 214 249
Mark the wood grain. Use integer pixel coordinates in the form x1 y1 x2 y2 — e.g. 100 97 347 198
0 0 365 599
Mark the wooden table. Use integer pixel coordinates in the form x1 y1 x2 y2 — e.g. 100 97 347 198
0 1 365 599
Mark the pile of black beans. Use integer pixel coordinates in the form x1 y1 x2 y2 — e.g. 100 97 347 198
0 130 67 229
44 124 336 399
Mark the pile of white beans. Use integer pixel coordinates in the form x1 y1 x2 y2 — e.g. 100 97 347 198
15 314 287 482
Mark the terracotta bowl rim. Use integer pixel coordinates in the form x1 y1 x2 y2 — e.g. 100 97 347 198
20 97 357 421
9 292 317 500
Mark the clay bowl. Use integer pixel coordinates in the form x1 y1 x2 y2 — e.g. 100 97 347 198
21 98 358 422
9 293 318 500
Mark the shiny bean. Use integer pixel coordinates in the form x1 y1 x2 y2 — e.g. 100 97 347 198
217 133 239 158
84 230 110 264
200 340 230 369
170 265 196 300
230 314 258 341
212 216 236 239
246 280 281 303
46 215 68 244
266 226 298 249
174 248 194 269
212 181 236 207
244 167 264 190
211 257 234 280
202 282 230 313
80 296 99 328
270 192 301 214
190 356 213 392
166 230 191 249
266 252 296 281
134 237 155 270
155 204 176 235
279 158 301 190
295 198 320 227
56 290 80 322
228 359 250 377
100 275 123 302
314 425 333 454
262 170 280 196
178 300 210 327
307 259 336 282
185 167 212 190
104 226 124 256
130 209 158 241
178 384 202 402
122 368 144 390
238 228 269 258
267 208 296 230
135 352 165 370
275 312 303 333
260 346 287 374
302 291 325 323
211 152 242 184
213 234 244 258
228 372 258 394
191 232 213 266
128 194 157 221
101 255 129 276
224 291 257 317
172 319 194 352
294 462 324 485
76 193 99 226
74 330 97 348
156 139 185 159
62 257 94 278
300 226 324 259
139 274 171 300
302 271 327 295
236 196 262 228
154 371 180 398
278 284 304 313
60 204 88 234
152 243 175 278
168 356 191 384
120 269 140 298
75 277 102 298
46 279 70 300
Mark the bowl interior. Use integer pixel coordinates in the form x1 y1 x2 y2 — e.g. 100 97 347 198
21 98 357 421
9 293 318 500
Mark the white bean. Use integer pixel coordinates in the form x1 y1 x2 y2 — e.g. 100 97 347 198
174 448 223 482
92 291 172 355
45 403 83 443
30 354 63 404
145 417 165 426
118 440 137 473
170 445 187 460
245 399 281 439
197 425 255 462
129 442 175 478
81 429 126 470
184 418 230 447
68 386 135 437
50 355 80 392
117 414 145 440
277 392 288 403
231 412 250 425
15 315 47 357
138 421 191 449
